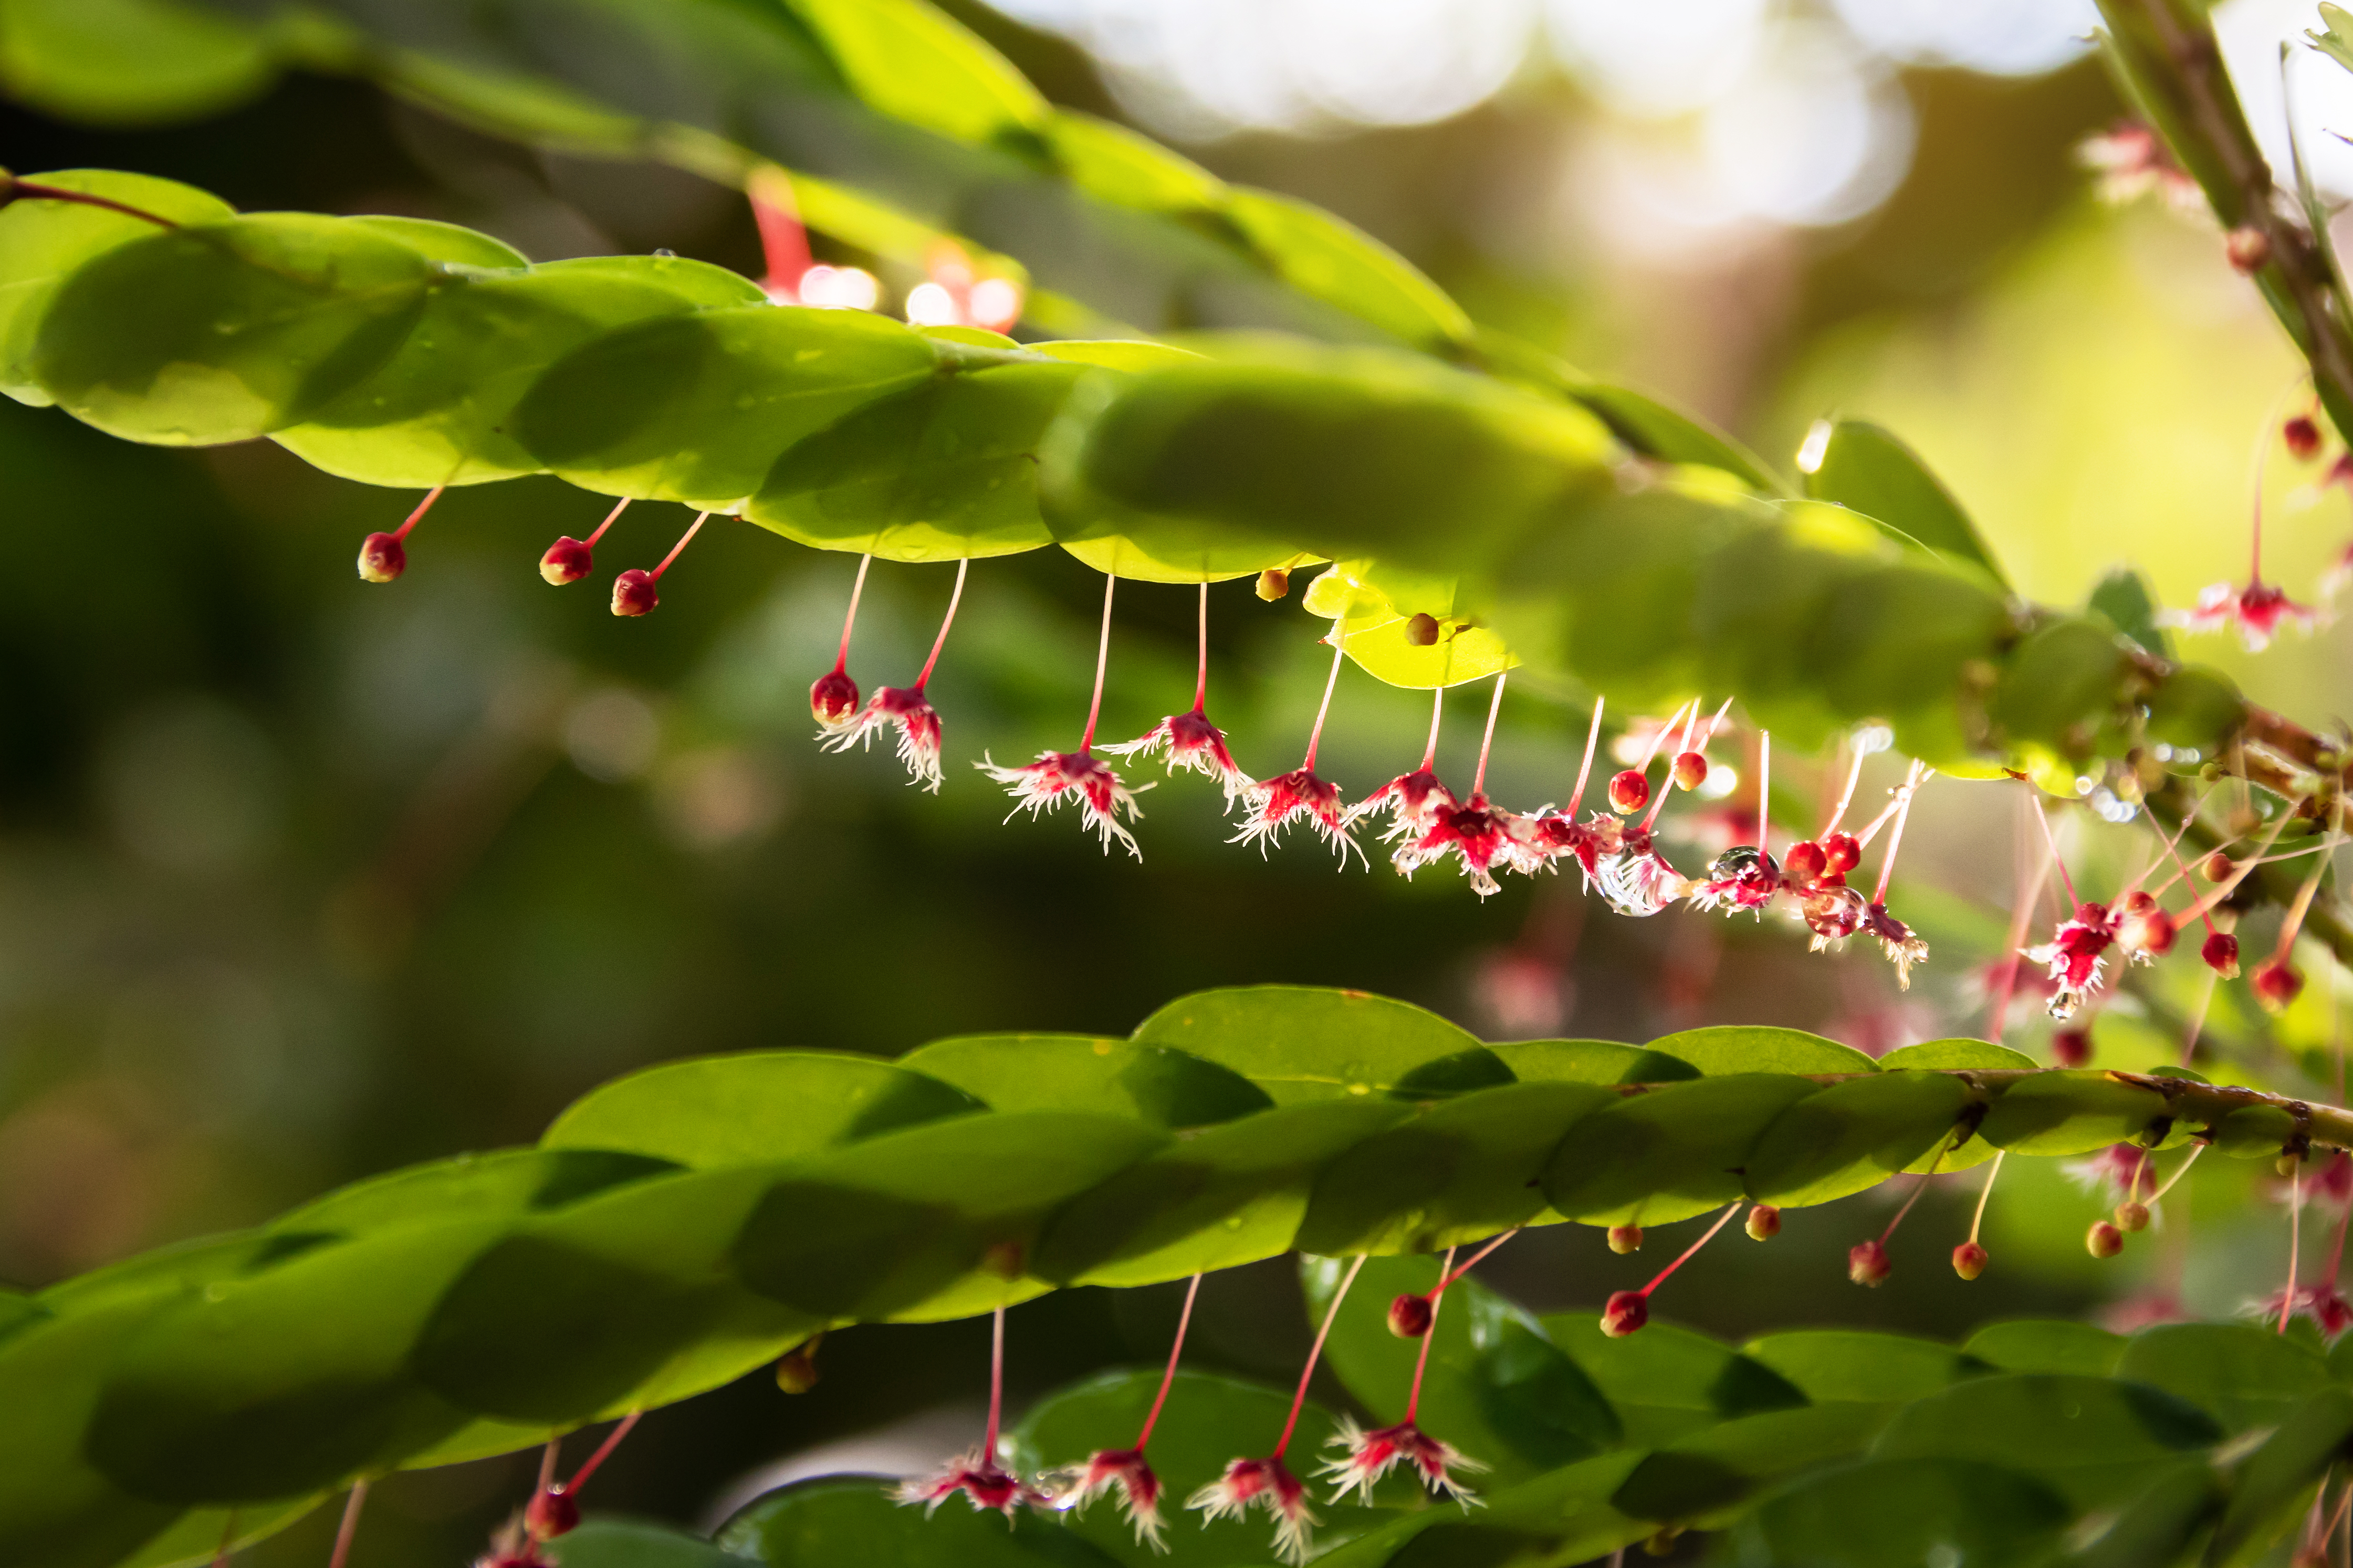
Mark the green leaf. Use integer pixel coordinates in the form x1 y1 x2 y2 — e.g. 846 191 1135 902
1490 1040 1699 1085
1305 1255 1619 1489
1878 1039 2038 1071
0 0 270 126
1961 1320 2125 1376
1743 1071 1973 1208
1992 618 2131 755
1541 1075 1828 1226
718 1475 1123 1567
2310 4 2353 77
1219 187 1472 352
1546 1315 1806 1448
2114 1322 2331 1433
1798 418 2008 587
1127 987 1502 1105
554 1517 757 1568
788 0 1048 144
542 1051 986 1166
898 1035 1272 1130
1868 1373 2221 1512
2057 1458 2220 1568
1565 382 1784 494
270 1146 678 1237
2205 1386 2353 1565
1741 1331 1986 1404
2088 566 2173 658
1609 1404 1894 1524
2144 664 2247 754
1739 1457 2070 1568
1976 1070 2180 1156
1638 1025 1877 1078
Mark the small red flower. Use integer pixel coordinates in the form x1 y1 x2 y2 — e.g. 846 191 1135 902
1353 767 1458 847
1594 829 1687 917
1802 883 1869 949
1848 1239 1891 1287
2253 957 2305 1013
2253 1281 2353 1340
475 1523 551 1568
821 685 945 791
1187 1456 1316 1565
2167 580 2317 652
1864 902 1930 990
1100 708 1250 801
977 750 1149 859
1232 769 1363 866
1522 809 1617 886
809 668 861 732
1050 1447 1164 1549
2203 930 2242 977
2064 1144 2146 1202
2026 902 2118 1020
1320 1417 1484 1506
896 1446 1050 1520
1394 793 1536 899
1689 845 1783 918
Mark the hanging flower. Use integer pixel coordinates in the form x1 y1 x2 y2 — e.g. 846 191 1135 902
820 686 946 790
2076 122 2202 212
2251 1281 2353 1340
2064 1145 2147 1202
1188 1456 1316 1565
475 1523 551 1568
1101 709 1250 801
1802 884 1869 950
1689 845 1784 918
1594 828 1689 917
896 1447 1050 1519
2026 902 2118 1020
976 751 1149 859
1523 810 1618 886
2165 580 2317 652
1320 1417 1484 1507
1050 1447 1164 1549
1354 768 1458 846
1232 770 1363 866
1864 903 1930 989
1394 794 1536 898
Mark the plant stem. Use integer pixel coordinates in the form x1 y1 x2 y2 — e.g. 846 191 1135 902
1 176 178 226
1419 687 1445 772
1968 1151 2004 1245
648 512 709 581
1079 573 1115 753
1191 582 1210 714
1300 626 1346 772
1133 1275 1201 1450
567 1411 640 1492
326 1482 368 1568
1639 1202 1743 1298
913 559 969 689
832 553 870 673
1755 730 1771 854
1274 1255 1364 1458
1569 697 1604 810
986 1306 1006 1457
391 486 443 544
2284 1157 2305 1335
1471 674 1505 798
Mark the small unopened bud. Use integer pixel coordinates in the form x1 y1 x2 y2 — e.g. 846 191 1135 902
2115 1201 2150 1233
2286 414 2325 461
1387 1291 1434 1339
2052 1027 2092 1068
2202 930 2241 978
2117 903 2176 959
1600 1289 1648 1338
2225 225 2272 273
2086 1219 2125 1259
810 668 860 726
1607 1223 1643 1254
1782 840 1827 883
2201 850 2234 882
1404 613 1440 647
540 536 594 585
1745 1205 1781 1241
1642 1525 1683 1558
357 531 406 583
611 568 658 617
776 1333 823 1393
1607 770 1649 815
1951 1241 1988 1281
1255 568 1290 601
2253 957 2305 1013
982 1239 1024 1278
1822 832 1862 875
1672 751 1708 792
1847 1239 1891 1287
525 1488 579 1541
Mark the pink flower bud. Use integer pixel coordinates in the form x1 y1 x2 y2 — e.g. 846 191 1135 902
2086 1219 2124 1259
2286 414 2324 460
1404 613 1440 646
1847 1239 1891 1287
2117 903 2174 959
1951 1241 1988 1281
357 531 406 583
2226 225 2272 273
1822 832 1862 875
525 1489 579 1541
1600 1289 1648 1338
1387 1292 1433 1339
2115 1201 2150 1233
2202 930 2241 978
1672 751 1708 792
2253 957 2304 1013
1607 770 1648 815
1745 1205 1781 1240
1782 840 1827 884
612 568 658 617
540 536 594 585
2052 1028 2092 1068
1256 568 1290 601
810 668 860 727
1607 1223 1643 1254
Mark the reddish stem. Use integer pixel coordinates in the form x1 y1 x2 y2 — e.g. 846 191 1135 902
536 1437 560 1496
4 178 179 226
2270 828 2342 964
1755 730 1772 854
1693 696 1734 751
1435 1228 1521 1294
1877 1133 1955 1247
646 512 709 582
912 559 970 690
1419 686 1445 772
1134 1275 1202 1450
1568 697 1604 811
391 485 444 544
1872 763 1928 905
1079 573 1117 753
2284 1159 2305 1335
1404 1247 1455 1426
1191 582 1209 714
326 1481 368 1568
1639 703 1702 832
209 1511 239 1568
986 1306 1007 1457
584 497 631 551
1822 746 1867 837
1638 1202 1743 1299
1471 673 1506 798
566 1411 640 1493
1967 1150 2004 1246
1300 625 1347 772
830 553 871 675
1273 1255 1365 1458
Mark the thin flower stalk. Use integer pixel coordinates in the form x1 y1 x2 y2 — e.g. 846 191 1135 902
1102 583 1250 799
1354 686 1457 845
809 553 872 730
1232 626 1362 866
327 1481 369 1568
898 1306 1050 1518
822 558 969 791
1397 675 1535 898
1601 1202 1745 1335
1054 1274 1202 1547
978 574 1149 858
1322 1245 1489 1508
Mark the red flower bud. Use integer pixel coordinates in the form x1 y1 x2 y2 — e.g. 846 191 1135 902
612 569 659 617
2117 903 2176 959
1822 832 1862 875
2086 1219 2125 1259
2052 1028 2093 1068
2286 414 2324 460
1951 1241 1988 1281
525 1488 579 1541
1607 1223 1643 1254
2202 930 2241 978
1745 1205 1781 1241
1782 840 1827 883
810 668 860 727
1672 751 1708 792
540 536 594 585
2226 225 2272 273
1256 568 1290 601
2253 957 2305 1013
1387 1291 1434 1339
1600 1289 1648 1338
1847 1239 1891 1287
2117 889 2156 916
2115 1201 2150 1233
357 531 406 583
1404 612 1440 646
1607 770 1649 815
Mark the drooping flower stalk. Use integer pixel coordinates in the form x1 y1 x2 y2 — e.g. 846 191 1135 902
1527 697 1611 883
1953 1150 2004 1279
526 1410 643 1540
2251 827 2342 1013
540 497 633 586
1354 686 1456 844
1232 625 1362 865
1188 1255 1365 1563
1054 1274 1202 1546
979 574 1150 858
1601 1201 1744 1336
1849 1128 1957 1285
900 1306 1050 1518
1102 582 1250 799
822 558 969 791
2282 1156 2305 1336
1323 1244 1489 1506
809 553 872 730
1693 723 1787 919
1986 794 2060 1041
1852 762 1931 987
1397 675 1536 898
326 1480 369 1568
611 511 712 617
357 485 445 583
2170 385 2319 649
